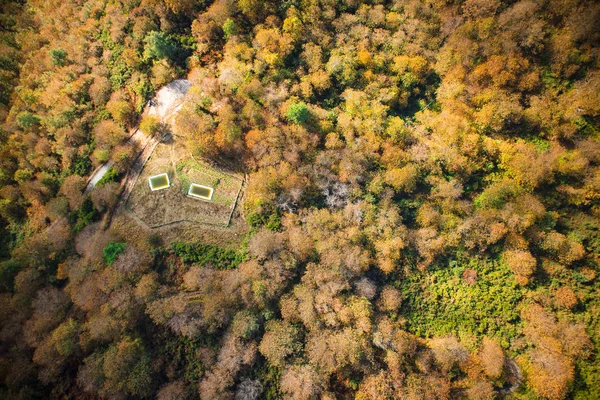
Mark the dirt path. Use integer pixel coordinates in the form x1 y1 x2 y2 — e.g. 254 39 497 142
115 129 159 209
84 161 114 194
85 79 191 197
114 80 191 211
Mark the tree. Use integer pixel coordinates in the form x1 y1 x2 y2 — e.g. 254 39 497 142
157 380 190 400
235 379 262 400
231 311 259 340
378 285 403 312
478 337 504 379
429 336 468 373
45 196 69 219
103 242 126 265
102 337 153 398
106 94 135 127
355 371 394 400
0 260 20 292
135 272 159 302
49 49 67 66
540 231 585 265
280 365 325 400
111 144 134 173
222 19 237 38
139 115 162 137
16 111 41 129
163 0 196 14
90 182 120 212
33 318 81 383
384 164 419 193
521 304 591 400
199 334 257 400
502 249 536 285
286 102 310 124
554 286 578 309
306 328 366 375
465 380 495 400
89 75 111 106
94 119 128 148
258 320 301 367
144 31 179 61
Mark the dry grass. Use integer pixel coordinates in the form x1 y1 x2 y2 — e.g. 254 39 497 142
127 141 243 227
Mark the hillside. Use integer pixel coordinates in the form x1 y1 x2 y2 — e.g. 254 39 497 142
0 1 599 399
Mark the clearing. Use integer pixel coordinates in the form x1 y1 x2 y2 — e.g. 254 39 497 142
126 140 243 228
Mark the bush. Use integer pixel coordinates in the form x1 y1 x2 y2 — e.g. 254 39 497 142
170 241 245 270
286 102 310 124
103 242 127 265
247 210 282 231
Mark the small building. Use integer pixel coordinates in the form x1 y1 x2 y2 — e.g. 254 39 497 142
148 173 170 191
188 183 214 201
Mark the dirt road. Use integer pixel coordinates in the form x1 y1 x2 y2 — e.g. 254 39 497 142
85 79 191 204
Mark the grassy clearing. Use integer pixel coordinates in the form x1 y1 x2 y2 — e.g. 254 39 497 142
127 141 243 227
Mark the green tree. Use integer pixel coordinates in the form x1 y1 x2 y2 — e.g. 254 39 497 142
16 111 41 129
222 18 237 38
286 102 310 124
0 260 20 292
49 49 67 66
144 31 178 61
102 337 153 398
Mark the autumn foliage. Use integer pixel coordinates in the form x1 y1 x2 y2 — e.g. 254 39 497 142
0 0 599 399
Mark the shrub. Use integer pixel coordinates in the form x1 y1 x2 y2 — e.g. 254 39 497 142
247 210 282 231
400 257 523 347
103 242 127 265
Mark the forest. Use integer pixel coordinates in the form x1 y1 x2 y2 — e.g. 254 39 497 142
0 0 599 399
